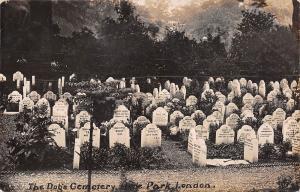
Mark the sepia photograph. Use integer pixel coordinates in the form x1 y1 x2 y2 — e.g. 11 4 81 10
0 0 300 191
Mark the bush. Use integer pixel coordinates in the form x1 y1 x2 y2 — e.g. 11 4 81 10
80 144 109 170
206 141 244 160
277 175 299 192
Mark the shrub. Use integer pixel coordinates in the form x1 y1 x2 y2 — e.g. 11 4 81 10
206 141 244 160
277 175 299 192
80 144 109 170
259 143 276 162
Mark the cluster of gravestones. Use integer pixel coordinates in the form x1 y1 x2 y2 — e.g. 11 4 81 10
3 72 300 169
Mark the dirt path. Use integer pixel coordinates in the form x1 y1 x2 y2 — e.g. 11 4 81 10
161 139 194 169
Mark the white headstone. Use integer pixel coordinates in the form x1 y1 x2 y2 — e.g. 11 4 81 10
244 136 258 163
188 128 197 154
257 123 274 145
179 116 196 132
216 125 235 144
192 139 207 166
225 113 240 130
75 111 91 128
195 125 209 140
79 122 101 148
237 125 256 143
152 107 168 127
73 138 81 169
48 124 66 147
109 122 130 148
186 95 198 106
113 105 130 122
141 124 161 148
292 133 300 157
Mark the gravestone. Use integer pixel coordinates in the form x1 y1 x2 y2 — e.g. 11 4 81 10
28 91 41 103
161 89 171 100
170 83 176 97
253 95 263 105
215 92 226 104
292 110 300 121
292 133 300 157
62 92 73 102
186 95 198 106
291 80 298 92
262 115 273 126
239 78 247 88
36 98 51 117
8 91 22 103
225 103 238 117
180 86 187 99
48 124 66 147
272 108 286 127
192 138 207 166
201 89 214 100
43 91 57 101
212 111 223 124
259 81 266 98
247 80 253 90
133 116 150 134
0 73 6 82
282 118 298 142
243 93 254 106
216 125 235 144
188 128 197 154
213 101 225 118
244 136 258 163
73 138 81 169
52 100 69 129
225 113 240 130
109 122 130 148
152 107 168 127
19 97 34 112
170 111 184 125
164 80 171 91
153 88 159 98
79 122 101 148
237 125 256 143
113 105 130 122
195 125 209 140
179 116 196 132
75 111 91 128
141 124 161 148
257 123 274 145
287 99 295 112
13 71 24 82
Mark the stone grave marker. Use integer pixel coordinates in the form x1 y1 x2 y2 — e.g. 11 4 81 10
292 133 300 157
225 113 240 130
152 107 168 127
225 103 238 117
113 105 130 122
216 125 235 144
43 91 57 101
75 111 91 128
257 123 274 145
237 125 256 143
195 125 209 140
253 95 263 105
109 122 130 148
188 128 197 154
133 116 150 134
215 92 226 103
244 136 258 163
179 116 196 132
13 71 24 82
282 118 298 142
243 93 254 106
186 95 198 106
28 91 41 103
8 91 22 103
192 138 207 166
170 111 184 125
73 138 81 169
48 124 66 147
79 122 100 148
141 124 161 148
272 108 286 127
19 97 34 112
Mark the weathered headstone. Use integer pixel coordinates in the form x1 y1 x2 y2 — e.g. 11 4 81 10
272 108 286 128
79 122 101 148
141 124 161 148
216 125 235 144
192 138 207 166
257 123 274 145
186 95 198 106
152 107 168 127
179 116 196 132
109 122 130 148
225 113 240 130
113 105 130 122
48 124 66 147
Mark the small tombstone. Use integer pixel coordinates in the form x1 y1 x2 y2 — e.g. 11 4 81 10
79 122 100 148
19 97 34 112
161 89 171 100
244 136 259 163
225 113 240 130
180 86 187 99
215 125 235 144
227 91 235 102
287 99 295 112
75 111 91 128
170 111 184 125
253 95 263 105
282 118 298 142
243 93 254 106
8 91 22 103
257 123 274 145
213 101 225 118
212 111 223 124
141 124 161 148
28 91 41 103
12 71 24 82
0 73 6 82
186 95 198 106
133 116 150 134
109 122 130 148
239 78 247 88
48 124 66 147
262 115 273 125
242 103 253 113
201 89 214 100
259 81 266 98
272 108 286 127
169 83 176 97
43 91 57 101
203 115 218 131
192 138 207 166
152 107 168 127
291 80 298 92
164 80 171 91
153 88 159 98
195 125 209 140
179 116 196 132
225 103 238 117
61 92 73 102
73 138 81 169
188 128 197 154
113 105 130 122
292 133 300 157
237 125 256 143
215 92 226 103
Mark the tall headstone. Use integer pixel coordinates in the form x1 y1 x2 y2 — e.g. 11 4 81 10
192 138 207 166
292 133 300 157
188 128 197 154
244 136 258 163
73 138 81 169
